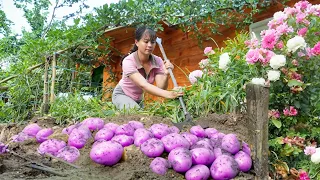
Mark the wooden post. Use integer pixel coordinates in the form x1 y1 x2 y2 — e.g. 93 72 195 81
246 83 269 180
50 53 57 103
41 58 50 114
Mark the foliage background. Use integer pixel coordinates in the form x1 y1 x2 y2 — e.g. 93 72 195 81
0 0 286 122
3 0 320 179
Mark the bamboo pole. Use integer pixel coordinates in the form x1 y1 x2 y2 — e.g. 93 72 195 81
50 53 57 103
0 75 18 84
0 87 8 91
41 59 50 114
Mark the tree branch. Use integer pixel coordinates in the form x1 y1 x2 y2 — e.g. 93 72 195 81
41 0 59 39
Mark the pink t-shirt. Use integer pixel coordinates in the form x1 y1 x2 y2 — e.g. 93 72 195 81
119 52 165 101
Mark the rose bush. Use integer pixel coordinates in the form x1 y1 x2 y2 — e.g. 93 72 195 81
243 1 320 178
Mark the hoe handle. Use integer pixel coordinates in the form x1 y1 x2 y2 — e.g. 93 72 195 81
157 41 191 120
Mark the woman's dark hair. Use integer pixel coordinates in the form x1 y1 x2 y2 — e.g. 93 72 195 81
120 26 156 66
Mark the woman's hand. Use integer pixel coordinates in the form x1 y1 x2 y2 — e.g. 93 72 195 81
166 86 184 99
163 60 174 75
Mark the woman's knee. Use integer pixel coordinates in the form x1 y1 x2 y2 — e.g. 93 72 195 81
112 95 140 110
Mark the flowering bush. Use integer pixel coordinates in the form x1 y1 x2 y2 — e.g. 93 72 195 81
244 1 320 178
184 32 258 117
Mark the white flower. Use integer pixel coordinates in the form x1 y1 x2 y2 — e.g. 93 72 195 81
311 148 320 164
267 70 281 81
273 11 287 21
287 36 307 53
251 78 266 86
219 53 230 71
312 4 320 10
270 55 286 69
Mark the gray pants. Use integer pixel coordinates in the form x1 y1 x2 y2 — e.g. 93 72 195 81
112 84 144 110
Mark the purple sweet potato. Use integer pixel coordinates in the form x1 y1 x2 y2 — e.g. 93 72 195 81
210 155 239 180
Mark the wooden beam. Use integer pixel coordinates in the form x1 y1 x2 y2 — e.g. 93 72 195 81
246 83 269 180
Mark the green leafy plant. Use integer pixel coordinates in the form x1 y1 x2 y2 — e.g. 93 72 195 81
49 92 116 124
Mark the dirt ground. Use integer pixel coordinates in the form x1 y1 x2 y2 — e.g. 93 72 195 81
0 113 255 180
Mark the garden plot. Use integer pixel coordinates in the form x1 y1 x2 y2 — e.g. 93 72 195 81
0 114 254 180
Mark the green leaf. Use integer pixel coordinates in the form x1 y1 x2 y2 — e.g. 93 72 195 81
287 80 303 87
272 119 282 128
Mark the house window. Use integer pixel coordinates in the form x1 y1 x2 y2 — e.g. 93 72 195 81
249 18 272 41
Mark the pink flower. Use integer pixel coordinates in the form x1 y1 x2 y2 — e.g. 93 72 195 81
298 51 305 57
283 108 290 116
311 42 320 55
306 47 314 58
309 5 320 16
302 19 310 26
280 67 288 75
189 70 203 84
276 23 293 36
289 106 298 116
283 106 298 116
291 59 299 66
282 137 292 145
298 27 308 36
204 47 214 55
267 20 277 29
276 41 284 49
284 7 297 16
296 12 307 24
294 1 311 11
298 170 310 180
246 49 261 64
245 39 259 48
261 29 278 49
291 72 302 81
304 146 316 155
269 109 280 119
199 59 209 69
261 49 275 65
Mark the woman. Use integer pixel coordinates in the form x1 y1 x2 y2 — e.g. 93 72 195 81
112 26 183 110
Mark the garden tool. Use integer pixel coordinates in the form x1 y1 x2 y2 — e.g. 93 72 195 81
156 37 195 130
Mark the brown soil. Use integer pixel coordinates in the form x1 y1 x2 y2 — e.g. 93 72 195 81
0 113 255 180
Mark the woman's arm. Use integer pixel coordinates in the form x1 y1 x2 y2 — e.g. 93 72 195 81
155 74 169 89
154 59 173 89
129 73 180 99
